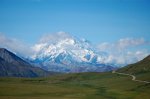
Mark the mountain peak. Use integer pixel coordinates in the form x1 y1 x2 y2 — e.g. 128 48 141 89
31 34 106 64
0 47 28 64
29 34 114 72
0 48 8 52
0 48 16 56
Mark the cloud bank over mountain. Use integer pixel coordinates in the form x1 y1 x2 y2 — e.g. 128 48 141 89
97 38 150 65
0 33 33 57
0 32 149 66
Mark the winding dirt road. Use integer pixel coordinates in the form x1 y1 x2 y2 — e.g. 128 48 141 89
112 71 150 84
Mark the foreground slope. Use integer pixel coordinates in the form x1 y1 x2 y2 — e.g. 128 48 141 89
117 55 150 81
0 48 53 77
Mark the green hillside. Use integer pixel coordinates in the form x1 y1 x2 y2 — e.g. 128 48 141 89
117 55 150 81
0 72 150 99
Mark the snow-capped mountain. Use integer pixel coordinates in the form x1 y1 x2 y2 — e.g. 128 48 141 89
30 32 116 72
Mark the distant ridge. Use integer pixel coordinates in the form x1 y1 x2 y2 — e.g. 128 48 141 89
0 48 54 77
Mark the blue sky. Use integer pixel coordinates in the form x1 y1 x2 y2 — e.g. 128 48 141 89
0 0 150 44
0 0 150 65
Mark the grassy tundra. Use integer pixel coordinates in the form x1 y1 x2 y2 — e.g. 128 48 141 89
0 72 150 99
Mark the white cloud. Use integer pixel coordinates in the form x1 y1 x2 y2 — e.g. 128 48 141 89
97 38 150 66
39 31 72 43
116 38 145 49
0 33 33 57
98 38 146 51
32 43 47 52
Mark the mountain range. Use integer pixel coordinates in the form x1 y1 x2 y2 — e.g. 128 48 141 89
0 47 150 79
1 32 148 73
